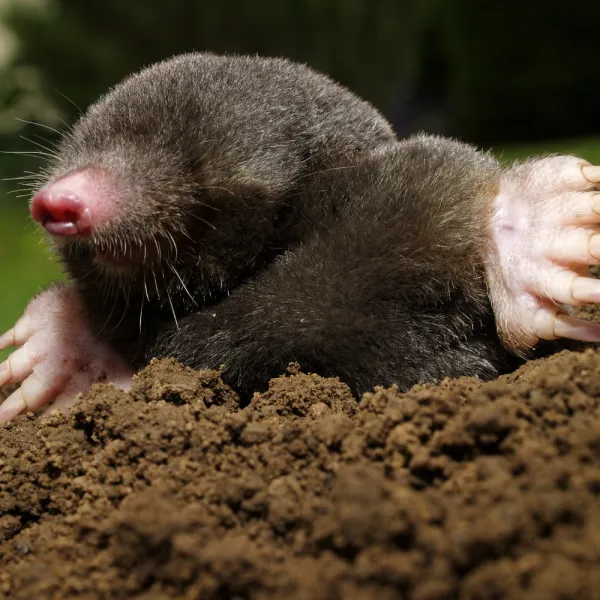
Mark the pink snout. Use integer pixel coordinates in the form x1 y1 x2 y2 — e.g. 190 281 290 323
30 169 120 237
31 189 92 236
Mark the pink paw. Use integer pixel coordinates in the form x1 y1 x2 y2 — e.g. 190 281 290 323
487 156 600 351
0 285 133 422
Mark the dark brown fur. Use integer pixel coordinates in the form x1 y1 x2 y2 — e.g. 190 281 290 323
46 53 521 400
148 135 524 397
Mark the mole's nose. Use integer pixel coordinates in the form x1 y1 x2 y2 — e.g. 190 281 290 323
31 189 93 236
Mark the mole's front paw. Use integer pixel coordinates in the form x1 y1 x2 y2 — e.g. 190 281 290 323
487 155 600 351
0 285 133 422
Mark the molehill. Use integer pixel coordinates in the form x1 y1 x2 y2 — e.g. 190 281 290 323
2 328 600 599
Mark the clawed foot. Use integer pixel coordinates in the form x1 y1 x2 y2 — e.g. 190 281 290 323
0 285 133 422
488 155 600 351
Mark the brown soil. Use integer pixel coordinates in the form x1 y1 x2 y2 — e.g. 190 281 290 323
2 341 600 599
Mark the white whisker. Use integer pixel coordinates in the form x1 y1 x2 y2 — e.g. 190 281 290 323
169 263 198 306
15 118 63 136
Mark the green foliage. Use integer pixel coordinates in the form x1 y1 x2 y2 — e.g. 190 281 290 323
497 139 600 166
0 201 62 361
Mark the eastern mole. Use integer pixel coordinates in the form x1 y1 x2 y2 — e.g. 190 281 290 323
2 52 600 420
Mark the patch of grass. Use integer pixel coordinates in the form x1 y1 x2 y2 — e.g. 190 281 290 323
1 136 600 362
496 137 600 165
0 201 63 360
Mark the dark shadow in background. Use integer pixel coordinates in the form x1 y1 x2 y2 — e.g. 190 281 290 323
1 0 599 162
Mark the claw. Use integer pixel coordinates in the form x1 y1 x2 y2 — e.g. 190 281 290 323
534 307 600 342
581 165 600 184
571 276 600 304
561 192 600 225
538 273 600 306
547 230 600 264
554 314 600 342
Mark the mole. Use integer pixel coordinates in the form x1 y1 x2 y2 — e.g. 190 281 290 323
1 52 600 421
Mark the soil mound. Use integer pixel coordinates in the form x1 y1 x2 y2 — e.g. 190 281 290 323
2 349 600 599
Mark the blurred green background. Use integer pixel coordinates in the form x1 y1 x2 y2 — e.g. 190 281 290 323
2 0 600 359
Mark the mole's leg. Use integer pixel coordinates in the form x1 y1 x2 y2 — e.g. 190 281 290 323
0 285 133 422
487 156 600 351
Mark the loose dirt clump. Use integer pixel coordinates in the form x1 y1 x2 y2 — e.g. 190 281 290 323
2 349 600 599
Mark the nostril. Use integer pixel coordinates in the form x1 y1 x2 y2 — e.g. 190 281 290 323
31 189 92 236
45 206 79 225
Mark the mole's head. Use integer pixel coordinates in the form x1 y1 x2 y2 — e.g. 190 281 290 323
30 53 393 301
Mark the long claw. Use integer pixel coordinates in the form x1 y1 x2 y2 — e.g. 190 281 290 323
547 231 600 264
536 273 600 306
563 192 600 225
571 277 600 304
534 308 600 342
554 314 600 342
581 165 600 185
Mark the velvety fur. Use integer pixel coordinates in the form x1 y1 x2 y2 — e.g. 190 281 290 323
148 136 523 397
47 53 523 401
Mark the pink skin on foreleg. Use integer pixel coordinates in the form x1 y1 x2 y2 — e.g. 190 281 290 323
0 285 133 422
487 156 600 351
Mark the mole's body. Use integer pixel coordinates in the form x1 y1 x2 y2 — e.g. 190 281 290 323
2 53 600 419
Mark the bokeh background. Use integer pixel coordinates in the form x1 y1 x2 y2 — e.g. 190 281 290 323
2 0 600 357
